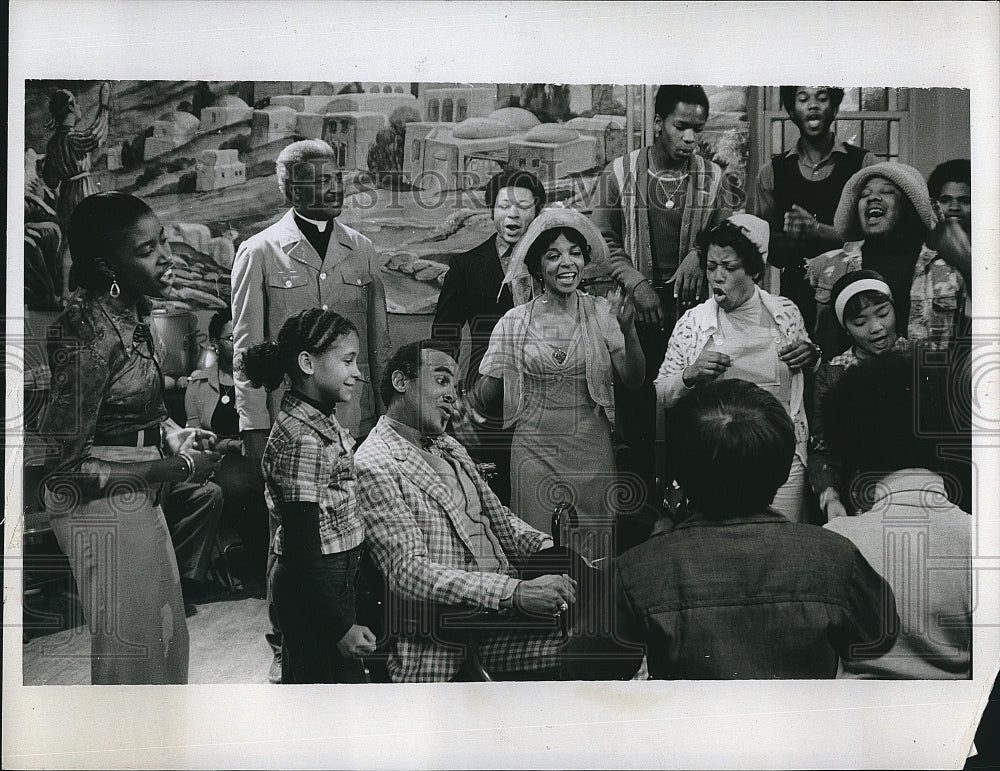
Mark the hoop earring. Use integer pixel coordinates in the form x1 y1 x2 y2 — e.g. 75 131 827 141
109 277 121 298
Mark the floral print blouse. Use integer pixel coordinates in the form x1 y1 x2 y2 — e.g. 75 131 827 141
41 291 167 500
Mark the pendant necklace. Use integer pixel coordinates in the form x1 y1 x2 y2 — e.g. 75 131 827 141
650 168 688 209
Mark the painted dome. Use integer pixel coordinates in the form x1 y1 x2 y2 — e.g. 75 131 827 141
488 107 541 131
523 124 579 144
157 110 200 129
216 95 250 109
451 117 512 140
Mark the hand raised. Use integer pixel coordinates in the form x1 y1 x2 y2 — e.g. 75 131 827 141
682 345 731 388
612 285 637 329
784 205 818 237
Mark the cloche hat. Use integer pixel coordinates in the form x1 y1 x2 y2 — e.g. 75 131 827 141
834 162 937 241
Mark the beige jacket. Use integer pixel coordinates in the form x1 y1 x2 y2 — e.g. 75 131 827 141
231 209 391 438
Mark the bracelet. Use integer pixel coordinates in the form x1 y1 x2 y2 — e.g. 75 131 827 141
635 278 652 291
178 452 196 483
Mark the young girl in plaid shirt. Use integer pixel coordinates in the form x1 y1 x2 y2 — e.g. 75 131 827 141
241 308 376 683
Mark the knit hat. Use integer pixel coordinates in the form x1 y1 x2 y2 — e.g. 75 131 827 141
830 269 893 328
834 162 937 241
726 213 770 265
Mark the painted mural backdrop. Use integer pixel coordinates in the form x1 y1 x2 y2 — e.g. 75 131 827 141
23 80 749 315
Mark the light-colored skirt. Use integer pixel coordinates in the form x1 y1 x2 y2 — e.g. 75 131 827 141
46 445 189 685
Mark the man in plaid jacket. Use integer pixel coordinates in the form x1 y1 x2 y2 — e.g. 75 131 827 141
354 340 578 682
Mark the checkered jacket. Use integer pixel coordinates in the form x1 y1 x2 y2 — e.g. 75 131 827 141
354 417 562 682
262 391 364 556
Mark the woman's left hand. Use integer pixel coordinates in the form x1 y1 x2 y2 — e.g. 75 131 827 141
613 285 637 329
778 340 820 370
166 426 218 454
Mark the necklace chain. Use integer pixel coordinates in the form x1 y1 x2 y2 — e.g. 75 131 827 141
650 169 688 208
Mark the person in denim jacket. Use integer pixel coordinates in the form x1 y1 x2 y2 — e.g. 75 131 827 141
564 379 898 680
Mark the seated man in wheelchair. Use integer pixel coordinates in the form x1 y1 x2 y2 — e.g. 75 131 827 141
354 340 593 683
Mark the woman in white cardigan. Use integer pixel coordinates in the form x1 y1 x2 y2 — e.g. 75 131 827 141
655 214 821 522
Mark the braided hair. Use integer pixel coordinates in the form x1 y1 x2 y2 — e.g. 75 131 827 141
240 308 358 391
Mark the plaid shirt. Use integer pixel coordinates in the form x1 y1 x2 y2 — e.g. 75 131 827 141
354 417 561 682
262 391 364 556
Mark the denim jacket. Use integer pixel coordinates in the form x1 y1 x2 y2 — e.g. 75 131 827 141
564 510 899 680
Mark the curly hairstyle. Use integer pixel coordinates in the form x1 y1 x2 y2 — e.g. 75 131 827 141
778 86 846 116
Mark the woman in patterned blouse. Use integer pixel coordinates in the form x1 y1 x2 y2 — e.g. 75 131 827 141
655 214 821 523
41 192 221 684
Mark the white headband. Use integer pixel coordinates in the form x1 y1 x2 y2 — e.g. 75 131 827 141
834 278 892 328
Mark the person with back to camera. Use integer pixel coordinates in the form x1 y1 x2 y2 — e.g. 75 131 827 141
240 308 376 683
655 213 820 523
40 191 221 684
809 270 910 522
823 351 971 679
563 379 899 680
472 206 644 562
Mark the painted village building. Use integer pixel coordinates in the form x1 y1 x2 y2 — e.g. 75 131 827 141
322 111 388 170
322 92 420 122
417 117 514 191
269 94 338 115
250 105 298 147
507 124 598 183
365 83 410 94
293 112 324 140
564 114 627 167
144 110 201 160
402 122 450 186
422 85 494 123
198 95 253 133
195 148 247 192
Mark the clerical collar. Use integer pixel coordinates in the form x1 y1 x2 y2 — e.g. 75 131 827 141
294 212 334 233
289 388 336 417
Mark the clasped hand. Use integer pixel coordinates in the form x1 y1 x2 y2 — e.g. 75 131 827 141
513 573 577 617
337 623 377 658
778 340 819 370
784 204 818 237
